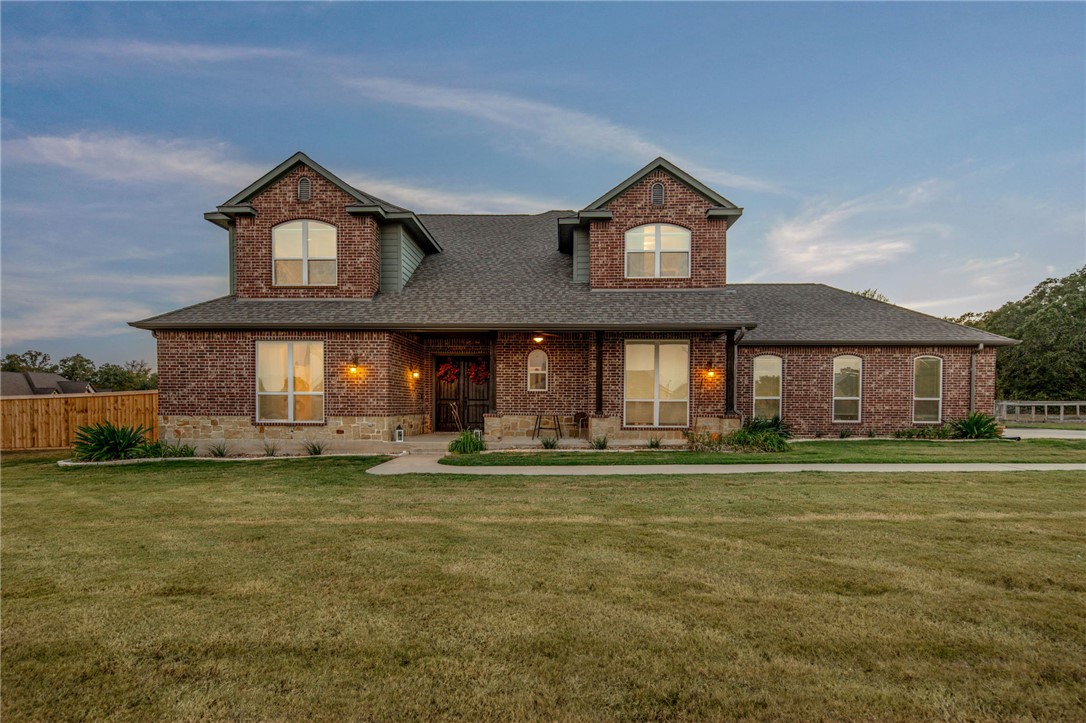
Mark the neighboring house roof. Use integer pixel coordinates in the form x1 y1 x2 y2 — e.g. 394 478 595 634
0 371 97 397
735 284 1016 347
132 212 758 332
1 372 35 397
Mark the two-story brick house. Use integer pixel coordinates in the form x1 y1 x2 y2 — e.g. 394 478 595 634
132 153 1015 444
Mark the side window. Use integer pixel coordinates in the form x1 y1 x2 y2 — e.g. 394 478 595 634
833 355 862 422
256 341 324 422
913 356 943 423
272 220 337 286
753 355 782 419
624 224 690 279
527 349 548 391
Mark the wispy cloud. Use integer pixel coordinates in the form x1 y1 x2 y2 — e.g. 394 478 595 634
342 76 780 194
5 37 297 70
3 132 264 188
762 181 951 276
4 131 567 213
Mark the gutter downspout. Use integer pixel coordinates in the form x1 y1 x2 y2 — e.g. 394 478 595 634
969 343 984 413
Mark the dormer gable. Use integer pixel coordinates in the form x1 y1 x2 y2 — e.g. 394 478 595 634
561 158 742 290
204 152 440 300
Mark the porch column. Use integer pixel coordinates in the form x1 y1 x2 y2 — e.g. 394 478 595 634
725 329 738 416
595 330 604 415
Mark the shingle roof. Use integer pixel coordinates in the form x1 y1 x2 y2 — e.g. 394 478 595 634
133 212 756 332
131 212 1016 347
734 284 1016 346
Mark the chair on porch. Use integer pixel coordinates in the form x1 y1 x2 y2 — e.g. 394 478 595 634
572 412 589 439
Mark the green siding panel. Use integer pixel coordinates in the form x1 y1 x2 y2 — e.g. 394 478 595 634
401 232 424 288
380 223 404 293
573 229 589 283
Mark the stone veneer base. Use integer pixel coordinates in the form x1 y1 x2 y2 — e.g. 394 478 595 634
161 414 430 444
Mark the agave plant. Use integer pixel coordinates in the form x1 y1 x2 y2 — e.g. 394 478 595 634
952 412 1001 439
73 422 149 461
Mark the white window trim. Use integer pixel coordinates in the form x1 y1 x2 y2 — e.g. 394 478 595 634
272 219 337 287
623 340 690 428
752 354 783 420
912 355 943 424
527 349 548 392
255 341 325 423
832 355 863 424
623 224 691 279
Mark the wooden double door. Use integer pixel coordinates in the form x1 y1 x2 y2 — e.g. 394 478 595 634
435 356 492 431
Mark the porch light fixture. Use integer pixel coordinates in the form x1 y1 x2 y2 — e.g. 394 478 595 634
348 355 360 375
532 335 545 343
411 370 420 379
706 370 716 378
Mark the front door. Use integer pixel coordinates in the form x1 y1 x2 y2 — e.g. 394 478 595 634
435 356 491 431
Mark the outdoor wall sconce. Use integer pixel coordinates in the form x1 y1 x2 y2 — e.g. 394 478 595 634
348 355 360 376
705 370 717 378
532 335 545 343
411 370 420 379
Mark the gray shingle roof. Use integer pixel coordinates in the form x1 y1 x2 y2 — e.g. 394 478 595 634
734 284 1016 346
132 212 1016 346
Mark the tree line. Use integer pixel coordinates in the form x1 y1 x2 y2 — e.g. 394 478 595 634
1 351 157 391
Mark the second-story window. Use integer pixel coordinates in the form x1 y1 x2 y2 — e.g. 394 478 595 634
624 223 690 278
272 220 337 286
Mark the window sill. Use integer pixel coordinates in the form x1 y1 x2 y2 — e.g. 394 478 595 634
255 420 327 426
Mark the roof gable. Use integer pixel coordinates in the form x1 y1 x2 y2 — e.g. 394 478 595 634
583 157 743 217
222 152 396 210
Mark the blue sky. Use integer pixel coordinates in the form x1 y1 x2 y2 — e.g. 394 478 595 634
2 2 1083 367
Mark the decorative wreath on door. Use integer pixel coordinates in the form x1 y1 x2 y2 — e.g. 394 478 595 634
467 358 490 385
436 358 460 384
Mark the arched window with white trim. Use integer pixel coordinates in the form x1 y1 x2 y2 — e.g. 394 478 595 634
527 349 548 391
753 355 782 419
833 355 862 422
272 220 337 286
913 356 943 423
624 223 690 278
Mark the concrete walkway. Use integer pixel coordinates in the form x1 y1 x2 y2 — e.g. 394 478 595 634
367 456 1086 476
1003 428 1086 440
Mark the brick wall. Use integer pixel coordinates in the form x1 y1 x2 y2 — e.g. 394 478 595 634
495 332 596 416
157 330 406 419
234 165 380 299
589 169 728 289
736 345 998 436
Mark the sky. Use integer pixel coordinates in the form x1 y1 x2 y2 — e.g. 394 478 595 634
2 2 1084 368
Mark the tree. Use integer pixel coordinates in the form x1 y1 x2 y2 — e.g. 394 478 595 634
854 288 890 303
57 354 97 382
1 350 57 373
93 360 157 391
955 266 1085 400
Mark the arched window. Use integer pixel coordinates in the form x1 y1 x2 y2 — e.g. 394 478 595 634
753 355 782 419
913 356 943 423
297 177 312 201
527 349 548 391
833 355 862 422
650 182 665 206
624 223 690 278
272 220 337 286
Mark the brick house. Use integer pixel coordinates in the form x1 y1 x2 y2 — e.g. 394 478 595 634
132 153 1015 443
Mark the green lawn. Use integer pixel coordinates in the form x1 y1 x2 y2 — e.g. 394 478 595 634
441 438 1086 465
3 452 1085 721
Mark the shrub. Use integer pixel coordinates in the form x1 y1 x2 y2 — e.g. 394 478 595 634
724 428 790 453
303 439 327 456
591 436 609 450
127 439 195 459
448 429 485 455
73 422 148 461
894 425 953 440
683 430 725 452
207 441 231 458
867 429 877 438
647 435 663 449
838 428 853 439
541 436 558 449
745 416 793 439
263 440 279 457
951 412 1001 439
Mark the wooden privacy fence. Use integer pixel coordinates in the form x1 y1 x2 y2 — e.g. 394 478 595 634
1 391 158 451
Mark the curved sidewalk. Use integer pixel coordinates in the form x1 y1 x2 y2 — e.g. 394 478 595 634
367 456 1086 476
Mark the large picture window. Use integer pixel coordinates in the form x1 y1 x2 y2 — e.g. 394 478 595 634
833 355 862 422
272 220 337 286
624 341 689 427
624 224 690 278
753 355 782 419
913 356 943 423
256 341 325 422
527 349 548 391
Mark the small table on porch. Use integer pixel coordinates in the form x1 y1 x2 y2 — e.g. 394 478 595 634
531 415 562 439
